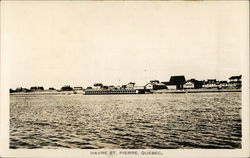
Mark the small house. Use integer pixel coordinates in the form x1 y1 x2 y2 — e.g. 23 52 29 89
203 79 218 89
102 86 109 89
61 85 73 91
121 85 127 89
10 89 14 93
93 83 103 89
229 75 242 82
145 82 167 90
15 87 23 92
183 81 195 89
150 80 160 84
30 86 38 91
229 75 242 88
30 86 44 91
108 85 116 90
37 86 44 91
15 87 29 92
126 82 135 89
183 79 203 89
74 87 83 90
219 81 228 88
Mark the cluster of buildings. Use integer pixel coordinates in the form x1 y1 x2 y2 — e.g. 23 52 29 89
138 75 241 91
10 86 45 93
10 75 242 93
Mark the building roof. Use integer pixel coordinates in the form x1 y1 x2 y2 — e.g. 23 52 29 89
161 81 169 85
146 82 166 86
127 82 135 85
206 79 216 84
168 75 186 85
184 80 195 84
185 79 203 84
94 83 103 86
150 80 160 83
229 75 242 80
62 85 71 87
207 79 216 81
219 81 228 84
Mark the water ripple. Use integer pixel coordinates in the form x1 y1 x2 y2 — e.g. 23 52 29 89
10 93 241 149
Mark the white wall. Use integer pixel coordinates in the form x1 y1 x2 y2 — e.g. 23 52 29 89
183 82 195 89
167 85 176 90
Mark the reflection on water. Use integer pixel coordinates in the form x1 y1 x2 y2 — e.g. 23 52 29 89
10 93 241 149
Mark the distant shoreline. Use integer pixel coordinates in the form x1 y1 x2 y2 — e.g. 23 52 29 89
10 89 241 95
152 88 241 94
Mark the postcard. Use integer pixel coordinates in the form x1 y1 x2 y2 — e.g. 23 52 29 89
0 1 249 157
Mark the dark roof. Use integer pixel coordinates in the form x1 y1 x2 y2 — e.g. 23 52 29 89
30 86 44 89
207 79 216 81
185 79 203 84
146 82 166 86
229 75 242 80
161 82 169 85
219 81 228 84
62 85 71 87
150 80 160 83
127 82 135 85
168 76 186 85
207 79 216 84
94 83 103 86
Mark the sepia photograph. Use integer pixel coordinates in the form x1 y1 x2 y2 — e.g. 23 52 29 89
0 0 249 157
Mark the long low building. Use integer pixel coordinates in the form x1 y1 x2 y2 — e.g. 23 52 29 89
145 81 166 90
84 89 145 95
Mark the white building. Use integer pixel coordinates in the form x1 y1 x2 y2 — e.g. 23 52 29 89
145 83 153 90
145 82 167 90
93 83 103 89
126 82 136 89
183 81 195 89
74 87 83 90
166 85 177 90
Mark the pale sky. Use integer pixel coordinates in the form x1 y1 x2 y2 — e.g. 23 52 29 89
2 1 248 89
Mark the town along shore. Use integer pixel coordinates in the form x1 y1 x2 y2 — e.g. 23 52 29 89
10 88 241 96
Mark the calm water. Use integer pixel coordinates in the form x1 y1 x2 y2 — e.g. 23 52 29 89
10 92 241 149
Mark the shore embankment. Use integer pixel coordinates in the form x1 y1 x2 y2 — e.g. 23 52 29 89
10 90 83 95
152 88 241 94
10 88 241 95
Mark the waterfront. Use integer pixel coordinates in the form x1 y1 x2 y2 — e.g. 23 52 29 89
10 92 241 149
